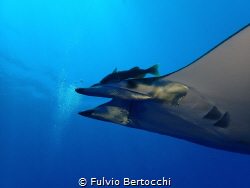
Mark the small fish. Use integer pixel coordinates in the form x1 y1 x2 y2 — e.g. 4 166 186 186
96 64 160 86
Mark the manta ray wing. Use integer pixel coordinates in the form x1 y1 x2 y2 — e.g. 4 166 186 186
165 24 250 149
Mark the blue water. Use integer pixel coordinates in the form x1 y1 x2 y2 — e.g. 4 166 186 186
1 1 250 187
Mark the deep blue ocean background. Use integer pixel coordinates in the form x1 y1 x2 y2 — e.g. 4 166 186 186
1 1 250 187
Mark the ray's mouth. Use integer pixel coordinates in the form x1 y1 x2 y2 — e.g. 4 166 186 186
75 79 189 120
75 85 136 125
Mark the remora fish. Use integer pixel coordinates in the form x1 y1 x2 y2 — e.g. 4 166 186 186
99 64 160 85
